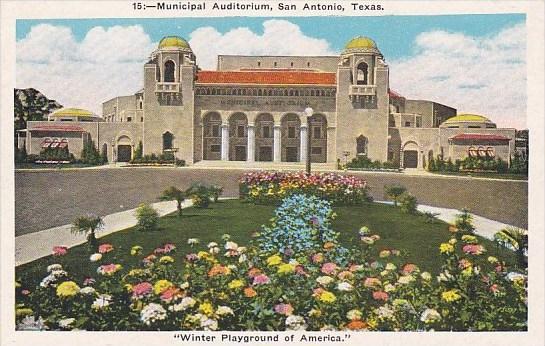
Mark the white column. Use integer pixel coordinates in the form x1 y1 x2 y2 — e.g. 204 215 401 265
273 125 281 162
247 124 255 162
221 123 229 161
300 125 308 162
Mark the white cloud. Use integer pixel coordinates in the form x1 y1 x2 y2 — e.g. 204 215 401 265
16 24 155 115
189 19 335 69
389 23 526 129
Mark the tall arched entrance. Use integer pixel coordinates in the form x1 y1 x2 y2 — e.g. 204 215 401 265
281 113 301 162
202 112 222 160
255 113 274 161
402 141 419 168
117 135 132 162
229 113 248 161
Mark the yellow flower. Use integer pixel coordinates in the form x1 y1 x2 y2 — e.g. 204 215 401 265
197 251 212 260
159 256 174 264
128 269 144 276
367 318 378 330
56 281 80 298
277 263 296 275
266 254 282 266
487 256 498 264
15 308 33 318
461 266 473 277
153 279 173 295
130 245 143 256
318 291 337 303
461 235 477 244
199 302 214 316
439 243 454 254
309 308 322 317
124 284 133 292
227 279 244 290
441 289 461 302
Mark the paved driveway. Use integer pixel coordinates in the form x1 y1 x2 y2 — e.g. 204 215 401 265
15 167 528 236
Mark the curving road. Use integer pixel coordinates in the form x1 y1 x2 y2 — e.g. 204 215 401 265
15 167 528 236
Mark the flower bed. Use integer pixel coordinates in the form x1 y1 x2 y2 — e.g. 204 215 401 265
239 171 370 205
15 196 526 331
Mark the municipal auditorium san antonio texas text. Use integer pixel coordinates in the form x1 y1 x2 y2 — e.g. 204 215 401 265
20 35 518 169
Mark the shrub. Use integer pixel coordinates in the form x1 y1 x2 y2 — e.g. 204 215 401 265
452 208 475 238
15 146 27 163
130 152 185 166
209 185 224 202
399 193 418 214
159 187 186 217
135 203 159 232
346 156 399 170
70 215 104 253
186 184 211 208
384 184 407 207
494 227 528 269
134 141 143 160
80 140 102 165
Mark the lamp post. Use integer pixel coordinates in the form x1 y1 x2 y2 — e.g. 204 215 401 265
303 106 313 174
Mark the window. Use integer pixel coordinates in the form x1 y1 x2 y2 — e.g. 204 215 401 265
210 145 221 153
274 62 278 67
139 101 143 109
313 126 322 139
290 62 294 67
164 60 175 82
486 147 495 158
211 124 220 137
237 125 245 138
288 126 296 138
468 146 478 157
307 62 311 67
162 132 173 150
356 62 368 85
404 121 411 127
416 117 422 128
140 117 144 122
262 126 271 138
356 135 368 155
257 61 261 67
127 117 132 122
311 147 322 155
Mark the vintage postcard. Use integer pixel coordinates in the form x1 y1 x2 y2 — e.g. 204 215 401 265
1 1 544 345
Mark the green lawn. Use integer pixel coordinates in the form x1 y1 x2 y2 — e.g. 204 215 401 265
16 200 516 288
430 171 528 181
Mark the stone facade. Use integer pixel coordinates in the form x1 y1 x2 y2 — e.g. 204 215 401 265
22 35 517 169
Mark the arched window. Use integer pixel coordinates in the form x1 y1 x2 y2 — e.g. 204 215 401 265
468 146 478 157
163 132 173 151
356 135 368 155
164 60 175 82
356 62 368 85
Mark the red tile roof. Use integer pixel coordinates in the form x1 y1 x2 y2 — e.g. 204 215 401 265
450 133 511 141
388 89 404 99
29 125 86 132
196 70 336 85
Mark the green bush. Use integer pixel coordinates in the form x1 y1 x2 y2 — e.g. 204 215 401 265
15 146 27 163
209 185 224 202
346 155 399 170
35 146 75 162
453 208 475 237
80 140 103 165
135 203 159 232
130 152 185 166
384 184 407 207
399 192 418 214
186 184 212 208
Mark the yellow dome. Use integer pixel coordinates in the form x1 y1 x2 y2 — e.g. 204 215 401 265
158 36 190 49
443 114 492 123
345 36 377 50
50 108 95 117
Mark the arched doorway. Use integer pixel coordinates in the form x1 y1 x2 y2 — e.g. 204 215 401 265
402 141 419 168
164 60 175 82
281 113 301 162
356 135 368 156
255 113 274 162
202 112 221 160
309 114 327 163
162 131 174 151
229 113 248 161
117 135 132 162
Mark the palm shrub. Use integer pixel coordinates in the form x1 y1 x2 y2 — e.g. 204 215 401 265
159 186 186 217
399 192 418 214
135 203 159 232
384 184 407 207
71 215 104 252
494 227 528 269
453 208 475 238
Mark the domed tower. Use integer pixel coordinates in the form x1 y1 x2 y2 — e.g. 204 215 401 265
142 35 197 164
335 36 390 163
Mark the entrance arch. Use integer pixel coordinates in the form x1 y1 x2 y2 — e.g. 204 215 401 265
255 113 274 162
402 141 419 168
116 135 132 162
229 113 248 161
202 112 221 160
281 113 301 162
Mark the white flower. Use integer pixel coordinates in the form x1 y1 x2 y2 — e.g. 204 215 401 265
47 264 63 273
140 303 167 325
420 308 442 324
221 233 231 241
237 246 247 253
207 242 218 248
385 263 397 271
169 297 196 312
180 282 190 290
320 324 336 331
51 269 68 278
216 306 234 316
80 286 96 295
238 254 248 263
209 247 220 255
200 317 218 331
420 272 432 281
16 316 49 331
397 275 415 285
90 253 102 262
346 309 362 320
40 274 56 288
187 238 200 245
288 259 300 266
92 294 112 310
437 270 454 282
376 305 395 320
58 317 75 329
506 272 526 282
380 270 389 277
225 241 238 250
337 282 354 292
316 276 334 286
285 315 307 331
227 264 237 271
384 283 396 292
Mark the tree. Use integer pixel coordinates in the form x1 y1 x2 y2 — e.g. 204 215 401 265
134 141 143 160
71 215 104 252
399 193 418 214
80 140 101 165
159 186 186 217
384 184 407 207
135 203 159 232
494 227 528 269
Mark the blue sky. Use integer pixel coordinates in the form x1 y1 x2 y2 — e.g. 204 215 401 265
16 14 525 59
15 14 527 128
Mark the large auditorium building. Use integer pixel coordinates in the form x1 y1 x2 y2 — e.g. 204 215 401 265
22 35 517 169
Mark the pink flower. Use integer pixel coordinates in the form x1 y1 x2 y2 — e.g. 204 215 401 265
185 253 198 262
311 253 324 264
252 274 270 286
401 263 418 275
372 291 389 301
364 277 381 288
295 265 307 276
83 277 95 286
274 303 294 316
97 263 121 275
52 246 68 256
490 284 500 294
153 247 166 254
160 287 182 302
98 244 114 254
321 262 338 275
132 282 152 299
21 289 30 295
462 244 486 255
163 243 176 253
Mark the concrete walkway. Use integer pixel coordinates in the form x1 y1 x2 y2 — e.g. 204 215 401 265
15 200 189 266
15 198 524 266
